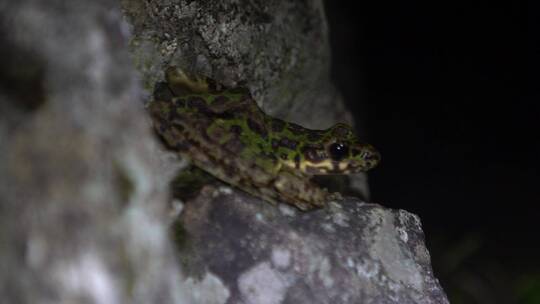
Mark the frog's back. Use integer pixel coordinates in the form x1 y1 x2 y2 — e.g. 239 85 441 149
149 68 284 193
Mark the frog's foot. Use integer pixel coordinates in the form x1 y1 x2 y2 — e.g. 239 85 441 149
170 165 217 201
327 191 343 202
165 66 209 95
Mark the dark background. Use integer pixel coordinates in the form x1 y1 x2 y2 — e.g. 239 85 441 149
324 1 538 303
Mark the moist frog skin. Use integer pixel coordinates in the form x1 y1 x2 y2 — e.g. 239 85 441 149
149 67 380 210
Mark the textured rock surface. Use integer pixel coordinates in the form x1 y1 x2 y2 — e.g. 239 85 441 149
0 0 448 303
0 1 185 303
174 186 449 304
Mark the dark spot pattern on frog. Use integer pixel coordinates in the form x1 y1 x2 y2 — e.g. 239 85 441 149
270 119 285 132
247 118 268 138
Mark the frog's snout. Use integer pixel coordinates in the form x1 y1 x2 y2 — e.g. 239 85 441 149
367 147 381 168
365 144 381 164
351 143 380 171
365 144 381 168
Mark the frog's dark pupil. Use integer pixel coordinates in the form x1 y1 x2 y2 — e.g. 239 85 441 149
329 143 348 161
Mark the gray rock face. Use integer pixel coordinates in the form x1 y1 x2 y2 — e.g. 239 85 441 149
174 186 448 304
0 1 185 303
0 0 448 303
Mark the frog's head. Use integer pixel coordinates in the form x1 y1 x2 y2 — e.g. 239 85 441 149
298 123 380 174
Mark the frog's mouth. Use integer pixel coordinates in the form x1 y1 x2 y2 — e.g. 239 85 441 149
300 159 372 175
291 143 380 175
349 143 381 171
343 159 380 174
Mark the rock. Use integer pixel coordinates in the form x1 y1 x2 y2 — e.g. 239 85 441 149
0 1 186 303
174 186 449 304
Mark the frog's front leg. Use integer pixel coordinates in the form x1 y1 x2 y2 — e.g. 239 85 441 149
272 170 333 210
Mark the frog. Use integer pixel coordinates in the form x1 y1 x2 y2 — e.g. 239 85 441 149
149 66 380 210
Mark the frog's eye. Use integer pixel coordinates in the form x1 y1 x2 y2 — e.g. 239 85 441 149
329 142 349 161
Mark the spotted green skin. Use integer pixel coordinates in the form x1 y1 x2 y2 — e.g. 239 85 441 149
149 67 380 210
